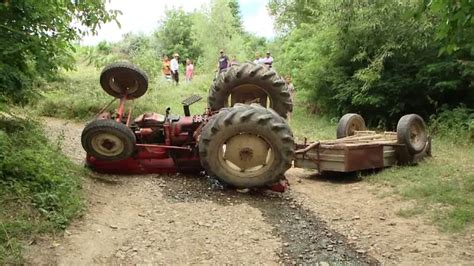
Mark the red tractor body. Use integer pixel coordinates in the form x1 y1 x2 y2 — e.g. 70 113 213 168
82 62 430 192
85 96 207 175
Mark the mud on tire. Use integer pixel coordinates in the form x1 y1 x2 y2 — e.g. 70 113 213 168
208 63 293 118
199 104 295 188
81 119 136 160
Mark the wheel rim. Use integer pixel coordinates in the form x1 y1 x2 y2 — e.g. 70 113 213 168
346 119 364 136
108 77 139 96
409 121 424 151
217 133 275 177
229 84 271 108
91 132 125 157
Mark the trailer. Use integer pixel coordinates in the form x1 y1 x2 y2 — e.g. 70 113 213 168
294 114 431 174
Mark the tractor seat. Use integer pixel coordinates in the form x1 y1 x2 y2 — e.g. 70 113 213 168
134 112 165 128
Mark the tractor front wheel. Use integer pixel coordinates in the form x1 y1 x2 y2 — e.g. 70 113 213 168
100 62 148 99
81 119 136 160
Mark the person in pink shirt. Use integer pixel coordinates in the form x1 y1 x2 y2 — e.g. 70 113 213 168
185 59 194 83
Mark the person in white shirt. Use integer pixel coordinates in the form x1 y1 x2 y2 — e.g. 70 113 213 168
170 53 180 85
253 53 261 64
261 51 273 68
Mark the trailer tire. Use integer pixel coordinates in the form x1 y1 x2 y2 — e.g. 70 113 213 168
81 119 136 160
100 62 148 99
199 104 294 188
208 62 293 118
336 113 366 139
397 114 427 154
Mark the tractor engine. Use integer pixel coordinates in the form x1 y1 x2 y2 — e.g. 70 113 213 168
133 112 203 146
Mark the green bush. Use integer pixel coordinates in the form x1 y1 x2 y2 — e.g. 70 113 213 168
430 106 474 144
271 1 474 128
0 117 83 263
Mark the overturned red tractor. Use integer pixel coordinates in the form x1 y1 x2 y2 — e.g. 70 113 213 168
82 62 431 190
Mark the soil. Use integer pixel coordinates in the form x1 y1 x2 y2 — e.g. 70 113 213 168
25 117 473 264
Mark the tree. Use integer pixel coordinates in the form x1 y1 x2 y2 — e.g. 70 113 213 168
426 0 474 55
0 0 119 105
192 0 245 70
272 0 473 126
154 9 201 63
228 0 243 33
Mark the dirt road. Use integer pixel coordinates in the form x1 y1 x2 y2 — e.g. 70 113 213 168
27 117 473 264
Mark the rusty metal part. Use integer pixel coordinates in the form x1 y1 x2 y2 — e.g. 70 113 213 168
136 143 192 151
116 95 127 123
95 98 116 118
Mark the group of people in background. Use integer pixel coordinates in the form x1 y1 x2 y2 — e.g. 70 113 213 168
162 49 276 85
161 49 291 103
253 51 273 68
161 48 295 118
161 53 194 85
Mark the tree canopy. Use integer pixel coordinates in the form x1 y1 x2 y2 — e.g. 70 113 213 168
270 0 474 126
0 0 119 105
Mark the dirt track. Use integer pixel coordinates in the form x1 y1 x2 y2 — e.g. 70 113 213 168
26 117 473 264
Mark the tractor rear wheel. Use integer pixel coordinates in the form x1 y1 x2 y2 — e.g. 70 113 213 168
199 104 295 188
208 62 293 118
100 62 148 99
397 114 427 154
336 113 367 139
81 119 136 160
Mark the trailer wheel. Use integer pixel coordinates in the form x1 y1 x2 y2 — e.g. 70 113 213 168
336 113 367 139
397 114 427 154
100 62 148 99
208 62 293 118
199 104 294 188
81 119 136 160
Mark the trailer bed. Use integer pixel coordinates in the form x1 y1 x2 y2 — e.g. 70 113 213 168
294 131 430 173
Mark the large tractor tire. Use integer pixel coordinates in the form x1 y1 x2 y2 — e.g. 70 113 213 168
100 62 148 99
397 114 427 154
81 119 136 160
208 62 293 118
199 104 295 188
336 113 367 139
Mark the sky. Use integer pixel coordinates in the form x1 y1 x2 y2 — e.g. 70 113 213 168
81 0 275 45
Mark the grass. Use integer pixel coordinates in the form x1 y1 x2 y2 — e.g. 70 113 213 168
367 139 474 232
32 63 474 232
0 116 84 263
34 63 212 121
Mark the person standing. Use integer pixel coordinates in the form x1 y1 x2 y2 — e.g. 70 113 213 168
162 55 172 81
262 51 273 68
230 55 238 67
253 53 261 64
170 53 180 85
217 49 229 72
185 58 194 83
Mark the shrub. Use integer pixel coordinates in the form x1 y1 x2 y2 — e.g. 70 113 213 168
0 117 83 263
430 106 474 144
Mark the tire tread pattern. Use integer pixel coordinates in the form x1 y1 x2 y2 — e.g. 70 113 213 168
208 62 293 118
199 104 294 188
